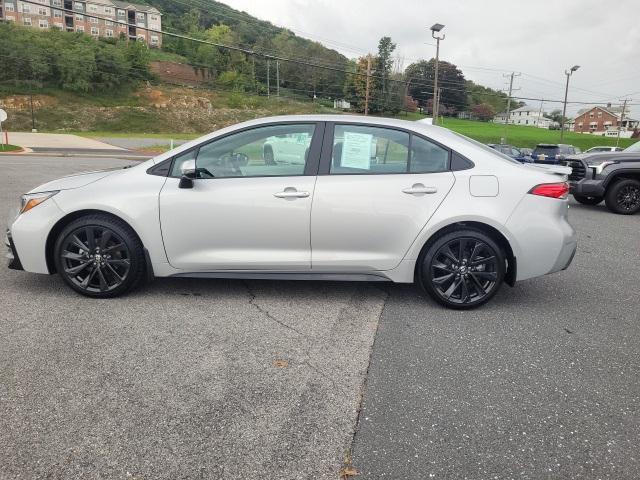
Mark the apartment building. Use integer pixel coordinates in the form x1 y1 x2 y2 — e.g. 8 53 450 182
573 104 638 135
0 0 162 47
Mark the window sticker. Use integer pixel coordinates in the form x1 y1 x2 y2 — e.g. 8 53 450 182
341 132 373 169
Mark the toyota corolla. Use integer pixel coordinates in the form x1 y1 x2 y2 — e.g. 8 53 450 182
6 115 577 308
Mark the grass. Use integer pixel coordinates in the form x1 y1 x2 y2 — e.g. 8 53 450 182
69 131 200 140
0 144 22 152
393 113 638 150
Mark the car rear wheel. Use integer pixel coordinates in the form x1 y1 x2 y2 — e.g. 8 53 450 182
573 194 603 205
54 214 146 298
604 179 640 215
418 229 505 309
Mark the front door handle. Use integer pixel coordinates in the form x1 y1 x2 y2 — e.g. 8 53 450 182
274 187 310 199
402 184 438 195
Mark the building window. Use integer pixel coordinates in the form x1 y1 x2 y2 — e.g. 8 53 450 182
39 19 48 27
105 19 112 25
75 13 83 20
38 7 48 15
52 0 62 6
589 112 594 118
22 4 30 13
136 12 144 19
91 26 98 35
6 15 15 20
5 3 15 11
150 14 158 21
53 9 62 17
88 4 97 12
150 35 158 45
117 9 124 16
23 16 32 24
89 16 97 23
76 25 83 31
597 111 602 117
74 2 83 11
105 29 113 37
103 6 112 14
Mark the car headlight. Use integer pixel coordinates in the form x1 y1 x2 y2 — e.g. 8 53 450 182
19 191 59 215
588 161 615 175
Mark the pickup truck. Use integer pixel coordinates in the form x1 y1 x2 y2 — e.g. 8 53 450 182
563 141 640 214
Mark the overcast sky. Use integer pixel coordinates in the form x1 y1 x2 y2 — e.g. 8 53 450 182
218 0 640 117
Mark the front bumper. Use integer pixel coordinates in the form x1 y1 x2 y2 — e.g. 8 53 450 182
569 179 605 197
5 230 23 270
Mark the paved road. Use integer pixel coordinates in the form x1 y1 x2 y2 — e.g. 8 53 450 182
1 154 639 479
7 132 125 151
352 199 640 478
0 155 385 479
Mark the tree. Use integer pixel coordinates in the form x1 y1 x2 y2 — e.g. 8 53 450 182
404 59 467 114
377 36 396 110
471 103 496 121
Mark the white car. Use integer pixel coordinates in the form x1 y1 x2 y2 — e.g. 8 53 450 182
6 115 577 309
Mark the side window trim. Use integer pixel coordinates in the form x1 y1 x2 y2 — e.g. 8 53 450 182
164 122 324 179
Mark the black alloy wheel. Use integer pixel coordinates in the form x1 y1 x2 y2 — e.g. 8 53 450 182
54 214 146 298
605 179 640 215
420 230 505 309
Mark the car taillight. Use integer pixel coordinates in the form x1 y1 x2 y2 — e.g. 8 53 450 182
528 182 569 199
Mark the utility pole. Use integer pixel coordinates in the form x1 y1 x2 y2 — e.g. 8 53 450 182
266 59 270 98
430 24 445 125
502 72 520 142
560 65 580 141
537 99 544 128
436 87 442 123
30 92 36 132
616 98 631 147
364 54 372 116
276 60 280 97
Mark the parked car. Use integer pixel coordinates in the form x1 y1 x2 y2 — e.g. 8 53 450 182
487 144 532 163
584 146 623 153
6 115 577 309
532 144 581 164
564 140 640 214
519 147 534 160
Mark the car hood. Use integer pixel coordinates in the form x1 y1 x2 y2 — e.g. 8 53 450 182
27 168 123 194
569 152 640 164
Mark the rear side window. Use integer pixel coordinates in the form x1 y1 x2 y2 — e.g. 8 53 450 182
533 146 558 156
330 124 449 174
331 125 409 174
410 136 449 173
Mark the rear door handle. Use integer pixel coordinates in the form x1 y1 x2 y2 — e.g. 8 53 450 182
274 188 310 198
402 184 438 195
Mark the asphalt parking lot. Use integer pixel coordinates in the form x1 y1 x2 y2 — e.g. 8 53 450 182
1 155 639 479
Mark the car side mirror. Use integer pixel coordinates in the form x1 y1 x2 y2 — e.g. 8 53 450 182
179 159 196 189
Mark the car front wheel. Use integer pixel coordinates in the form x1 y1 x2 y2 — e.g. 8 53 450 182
604 179 640 215
573 194 603 205
418 229 505 309
53 214 146 298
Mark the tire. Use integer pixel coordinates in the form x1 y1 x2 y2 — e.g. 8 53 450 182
604 179 640 215
418 229 506 309
263 146 276 165
53 213 146 298
573 194 603 205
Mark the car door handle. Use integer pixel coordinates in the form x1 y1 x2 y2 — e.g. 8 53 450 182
274 189 310 198
402 184 438 195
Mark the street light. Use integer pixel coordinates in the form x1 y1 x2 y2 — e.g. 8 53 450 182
430 23 445 125
560 65 580 141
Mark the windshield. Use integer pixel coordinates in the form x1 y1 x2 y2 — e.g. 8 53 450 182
624 141 640 153
449 132 520 165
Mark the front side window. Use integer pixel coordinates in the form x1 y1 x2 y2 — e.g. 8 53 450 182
331 125 408 174
172 124 316 179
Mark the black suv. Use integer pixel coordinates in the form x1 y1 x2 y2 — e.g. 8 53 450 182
532 144 581 164
564 141 640 214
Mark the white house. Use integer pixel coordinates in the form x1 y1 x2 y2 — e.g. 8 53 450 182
506 105 551 128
